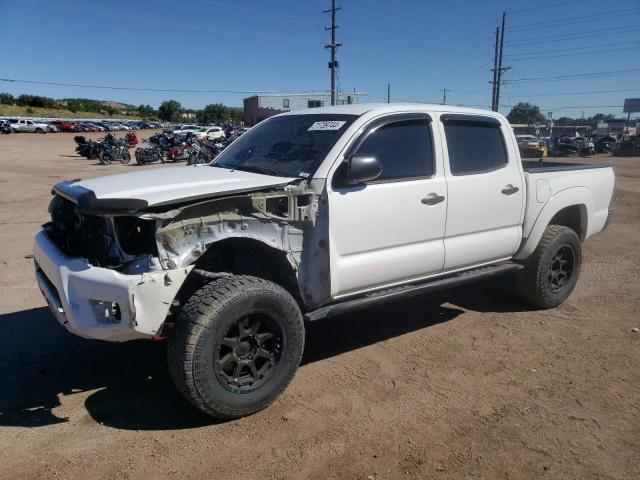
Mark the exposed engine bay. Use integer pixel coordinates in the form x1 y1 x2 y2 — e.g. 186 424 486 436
45 181 330 308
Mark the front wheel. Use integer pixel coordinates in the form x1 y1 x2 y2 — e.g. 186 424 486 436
119 151 131 164
168 275 305 419
515 225 582 308
98 151 111 165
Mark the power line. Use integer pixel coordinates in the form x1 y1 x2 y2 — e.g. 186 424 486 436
508 0 589 14
504 68 640 83
505 25 639 45
505 88 640 98
508 8 640 31
0 77 325 94
506 40 640 57
507 45 640 62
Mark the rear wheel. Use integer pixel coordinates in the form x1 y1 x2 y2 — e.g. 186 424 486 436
168 275 305 419
515 225 582 308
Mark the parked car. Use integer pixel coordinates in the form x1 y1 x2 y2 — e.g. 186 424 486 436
77 122 98 132
173 125 200 136
49 120 77 132
45 123 58 133
33 104 614 420
195 126 225 140
614 134 640 156
9 118 49 133
515 135 547 158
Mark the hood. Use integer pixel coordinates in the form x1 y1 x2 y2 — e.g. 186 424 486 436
54 165 296 213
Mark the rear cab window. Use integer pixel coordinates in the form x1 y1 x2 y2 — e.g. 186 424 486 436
441 114 508 175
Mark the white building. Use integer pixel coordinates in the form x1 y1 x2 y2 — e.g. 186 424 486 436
243 92 365 125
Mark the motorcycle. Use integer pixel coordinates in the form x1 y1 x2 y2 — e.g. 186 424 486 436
74 135 101 159
187 141 210 165
135 140 164 165
98 137 131 165
166 140 191 162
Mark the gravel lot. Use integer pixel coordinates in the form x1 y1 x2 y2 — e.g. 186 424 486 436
0 131 638 479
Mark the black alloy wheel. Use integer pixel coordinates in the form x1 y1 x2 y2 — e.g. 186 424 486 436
214 314 283 393
548 245 575 293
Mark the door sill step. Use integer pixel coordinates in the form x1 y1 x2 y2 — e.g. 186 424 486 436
305 262 522 322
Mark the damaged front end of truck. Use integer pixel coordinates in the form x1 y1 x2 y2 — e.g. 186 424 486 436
36 179 330 341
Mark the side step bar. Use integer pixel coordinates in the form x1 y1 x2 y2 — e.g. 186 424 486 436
305 263 523 322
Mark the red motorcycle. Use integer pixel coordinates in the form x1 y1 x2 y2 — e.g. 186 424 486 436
167 141 191 161
125 131 138 147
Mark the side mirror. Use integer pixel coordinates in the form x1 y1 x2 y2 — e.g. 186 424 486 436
347 154 382 184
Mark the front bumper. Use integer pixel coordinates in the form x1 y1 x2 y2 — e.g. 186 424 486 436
33 230 191 342
602 207 615 232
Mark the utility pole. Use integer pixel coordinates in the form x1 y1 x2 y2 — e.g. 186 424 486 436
441 88 450 105
387 83 391 103
491 26 500 111
324 0 342 106
494 12 510 112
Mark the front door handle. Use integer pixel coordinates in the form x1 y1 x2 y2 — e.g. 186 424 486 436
421 193 445 205
501 185 519 195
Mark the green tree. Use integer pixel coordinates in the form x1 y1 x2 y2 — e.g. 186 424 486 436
197 103 228 124
158 100 182 122
556 117 576 126
507 102 545 125
15 94 56 109
138 104 156 118
0 93 15 105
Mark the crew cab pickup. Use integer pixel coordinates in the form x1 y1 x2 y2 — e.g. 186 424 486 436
33 104 614 419
10 118 49 133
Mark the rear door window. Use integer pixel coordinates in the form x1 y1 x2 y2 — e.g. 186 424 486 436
442 115 508 175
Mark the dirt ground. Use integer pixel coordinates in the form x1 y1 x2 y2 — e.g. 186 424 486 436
0 131 638 480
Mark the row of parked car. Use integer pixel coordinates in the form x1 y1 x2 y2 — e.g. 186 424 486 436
0 118 169 134
516 133 636 158
171 123 251 140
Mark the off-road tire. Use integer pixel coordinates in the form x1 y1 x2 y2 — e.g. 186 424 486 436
167 275 305 419
516 225 582 308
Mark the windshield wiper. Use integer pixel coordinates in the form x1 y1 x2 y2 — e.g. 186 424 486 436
232 165 283 177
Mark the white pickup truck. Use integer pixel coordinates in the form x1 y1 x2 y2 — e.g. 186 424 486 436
10 118 49 133
33 104 614 419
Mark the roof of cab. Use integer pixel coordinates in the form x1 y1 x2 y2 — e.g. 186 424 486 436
277 102 502 118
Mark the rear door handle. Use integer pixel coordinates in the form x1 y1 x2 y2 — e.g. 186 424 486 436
421 194 445 205
501 185 519 195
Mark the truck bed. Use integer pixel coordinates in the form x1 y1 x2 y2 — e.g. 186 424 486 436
519 160 615 254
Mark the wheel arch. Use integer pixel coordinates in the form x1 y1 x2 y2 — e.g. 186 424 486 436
171 237 305 315
514 186 592 260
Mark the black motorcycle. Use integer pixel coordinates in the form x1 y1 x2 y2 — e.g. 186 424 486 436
98 136 131 165
135 140 164 165
74 136 101 159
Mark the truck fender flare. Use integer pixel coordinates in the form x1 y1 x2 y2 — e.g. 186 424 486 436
514 186 592 260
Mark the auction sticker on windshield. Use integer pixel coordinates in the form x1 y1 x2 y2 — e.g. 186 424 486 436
307 121 347 131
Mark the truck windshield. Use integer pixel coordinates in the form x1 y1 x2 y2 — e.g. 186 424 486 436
213 114 357 178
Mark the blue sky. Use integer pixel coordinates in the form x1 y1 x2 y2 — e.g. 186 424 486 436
1 0 639 118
